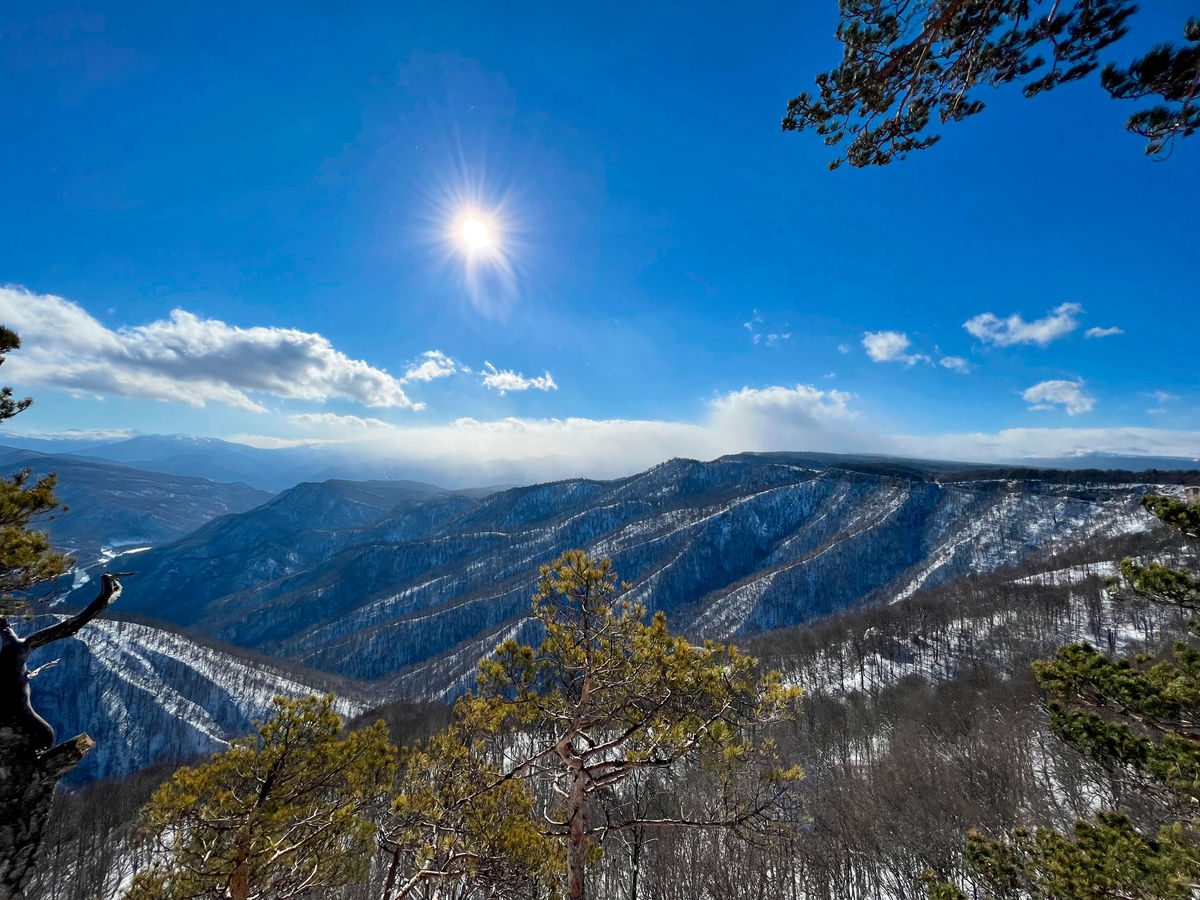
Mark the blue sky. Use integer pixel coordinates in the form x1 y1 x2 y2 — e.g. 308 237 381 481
1 2 1197 475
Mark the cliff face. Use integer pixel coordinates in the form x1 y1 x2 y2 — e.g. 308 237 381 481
27 618 367 784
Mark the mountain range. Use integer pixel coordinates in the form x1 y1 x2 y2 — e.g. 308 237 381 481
4 432 1198 492
0 447 270 568
111 452 1183 701
13 443 1198 781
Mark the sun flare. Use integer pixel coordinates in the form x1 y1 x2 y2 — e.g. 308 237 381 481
428 178 525 318
458 215 494 252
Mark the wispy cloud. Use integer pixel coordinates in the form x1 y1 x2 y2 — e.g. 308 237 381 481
1146 390 1180 415
742 310 791 346
862 330 929 366
0 286 416 412
480 362 557 394
2 427 136 443
939 356 972 374
1085 325 1124 339
1022 379 1096 415
964 302 1081 347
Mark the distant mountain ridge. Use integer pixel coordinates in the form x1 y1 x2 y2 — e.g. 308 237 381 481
6 434 518 492
4 432 1197 491
0 446 271 567
114 452 1191 701
1014 452 1200 471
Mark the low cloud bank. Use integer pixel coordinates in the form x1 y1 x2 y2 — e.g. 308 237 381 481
236 385 1199 483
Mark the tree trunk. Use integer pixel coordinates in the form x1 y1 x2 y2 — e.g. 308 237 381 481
628 822 642 900
382 842 402 900
566 773 587 900
0 575 122 899
0 734 93 900
229 834 251 900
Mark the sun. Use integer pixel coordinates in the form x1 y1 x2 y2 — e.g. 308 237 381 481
429 183 523 318
459 215 494 252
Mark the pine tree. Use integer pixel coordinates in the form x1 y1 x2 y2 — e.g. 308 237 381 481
929 493 1200 897
0 326 67 616
454 550 804 900
783 2 1199 167
380 727 557 899
127 695 395 900
0 328 125 900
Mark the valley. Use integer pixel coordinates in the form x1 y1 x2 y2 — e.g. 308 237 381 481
13 444 1193 784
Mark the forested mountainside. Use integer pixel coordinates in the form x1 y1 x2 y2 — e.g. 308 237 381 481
0 446 270 567
114 453 1182 699
25 614 371 784
26 516 1198 900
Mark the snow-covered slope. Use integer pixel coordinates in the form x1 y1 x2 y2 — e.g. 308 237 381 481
26 617 369 783
114 454 1183 700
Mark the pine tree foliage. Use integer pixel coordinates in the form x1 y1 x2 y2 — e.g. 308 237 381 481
926 814 1197 900
1142 492 1200 537
455 549 804 900
1034 496 1200 803
0 329 67 616
126 695 395 900
930 493 1200 897
783 1 1199 167
1102 18 1200 157
379 727 556 899
0 327 33 423
0 328 105 900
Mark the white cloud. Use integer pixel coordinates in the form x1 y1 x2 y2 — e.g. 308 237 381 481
230 433 342 449
3 427 135 442
862 331 928 366
964 302 1081 347
1084 325 1124 339
837 343 851 354
402 350 458 382
480 362 557 394
939 356 971 374
1022 379 1096 416
0 286 415 412
288 412 392 429
710 383 856 426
